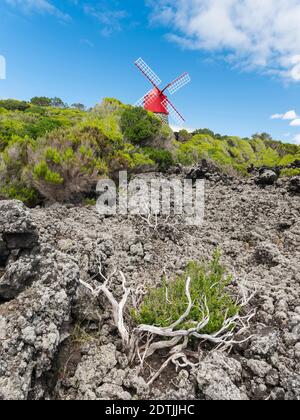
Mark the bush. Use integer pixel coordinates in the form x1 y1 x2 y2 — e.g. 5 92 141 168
120 106 161 145
175 133 300 175
93 98 124 118
30 97 52 107
29 126 109 202
280 168 300 177
0 99 30 111
24 117 64 139
0 183 39 207
132 250 240 335
143 147 174 171
177 129 192 143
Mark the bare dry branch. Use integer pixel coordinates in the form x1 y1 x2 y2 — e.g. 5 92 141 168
81 263 256 386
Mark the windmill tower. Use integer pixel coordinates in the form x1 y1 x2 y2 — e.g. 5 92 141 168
134 58 191 126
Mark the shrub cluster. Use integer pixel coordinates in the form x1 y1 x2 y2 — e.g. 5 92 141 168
132 250 240 335
0 98 171 204
176 134 300 174
0 96 299 205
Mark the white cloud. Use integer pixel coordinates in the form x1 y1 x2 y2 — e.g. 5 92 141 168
290 118 300 126
148 0 300 82
84 5 128 37
5 0 70 21
271 110 298 120
293 134 300 144
271 114 284 120
171 125 195 132
283 110 298 120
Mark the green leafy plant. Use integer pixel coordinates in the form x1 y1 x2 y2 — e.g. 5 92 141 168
30 97 52 107
0 183 39 207
280 168 300 177
0 99 30 112
133 250 240 335
120 106 161 145
143 147 174 171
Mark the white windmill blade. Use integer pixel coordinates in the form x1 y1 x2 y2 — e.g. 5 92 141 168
167 73 191 95
135 89 158 108
135 58 162 87
162 98 185 126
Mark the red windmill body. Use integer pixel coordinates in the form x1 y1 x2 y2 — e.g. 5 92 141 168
144 87 168 115
134 58 191 125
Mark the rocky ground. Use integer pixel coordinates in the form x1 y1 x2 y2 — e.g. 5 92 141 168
0 169 299 400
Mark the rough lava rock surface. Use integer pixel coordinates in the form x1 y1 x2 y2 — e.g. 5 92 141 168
0 171 299 400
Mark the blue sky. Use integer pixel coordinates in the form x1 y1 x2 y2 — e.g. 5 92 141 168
1 0 300 143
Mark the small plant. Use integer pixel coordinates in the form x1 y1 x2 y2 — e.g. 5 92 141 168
280 168 300 177
0 183 39 207
80 252 254 386
132 250 240 335
84 197 97 206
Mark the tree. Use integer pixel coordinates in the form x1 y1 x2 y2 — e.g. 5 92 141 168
30 97 52 107
71 103 85 111
252 132 273 141
51 97 66 108
193 128 215 137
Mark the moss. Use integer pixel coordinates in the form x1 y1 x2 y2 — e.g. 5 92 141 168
132 250 240 335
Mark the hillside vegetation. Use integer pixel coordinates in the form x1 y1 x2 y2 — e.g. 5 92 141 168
0 97 299 205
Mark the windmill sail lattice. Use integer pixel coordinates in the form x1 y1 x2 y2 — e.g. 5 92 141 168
167 73 191 95
134 58 191 126
135 58 162 87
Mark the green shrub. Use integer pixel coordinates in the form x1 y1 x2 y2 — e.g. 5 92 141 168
30 97 52 107
133 250 240 335
175 133 299 175
143 147 174 171
0 99 30 111
120 106 161 145
29 126 109 201
0 183 39 207
92 97 125 118
84 198 97 206
25 117 64 139
280 168 300 177
177 129 192 143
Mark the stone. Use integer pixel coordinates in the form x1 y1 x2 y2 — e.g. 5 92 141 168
295 343 300 360
130 242 144 257
0 237 9 267
196 352 247 400
0 169 299 401
253 242 281 266
249 331 278 357
256 169 279 186
288 176 300 193
0 255 41 300
246 359 272 378
3 232 39 250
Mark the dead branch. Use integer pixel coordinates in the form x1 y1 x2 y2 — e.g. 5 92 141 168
79 266 131 347
81 263 256 386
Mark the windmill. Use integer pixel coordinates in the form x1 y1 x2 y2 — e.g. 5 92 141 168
134 58 191 126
